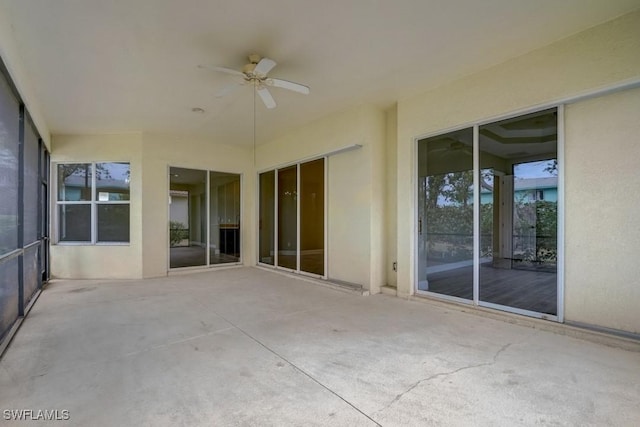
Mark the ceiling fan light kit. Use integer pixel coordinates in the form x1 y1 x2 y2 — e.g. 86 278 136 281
201 54 310 109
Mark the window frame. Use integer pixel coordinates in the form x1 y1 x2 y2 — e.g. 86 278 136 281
55 162 131 245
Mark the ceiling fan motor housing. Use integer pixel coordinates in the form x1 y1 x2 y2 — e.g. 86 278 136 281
243 63 257 76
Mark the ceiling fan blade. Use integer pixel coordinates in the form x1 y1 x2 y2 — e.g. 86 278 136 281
257 87 276 109
198 64 245 78
253 58 277 76
267 78 310 95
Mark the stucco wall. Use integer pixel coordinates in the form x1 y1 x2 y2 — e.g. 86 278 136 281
385 106 398 287
395 11 640 333
564 87 640 333
141 134 253 278
50 133 143 279
256 104 386 292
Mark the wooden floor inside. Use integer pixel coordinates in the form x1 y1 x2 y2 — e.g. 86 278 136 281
421 263 557 315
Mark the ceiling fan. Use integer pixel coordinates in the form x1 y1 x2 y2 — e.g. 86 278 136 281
199 54 310 109
429 139 473 156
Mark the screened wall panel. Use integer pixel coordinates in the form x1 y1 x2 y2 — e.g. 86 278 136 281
0 66 20 256
0 257 19 340
22 244 39 307
0 57 49 347
23 116 39 245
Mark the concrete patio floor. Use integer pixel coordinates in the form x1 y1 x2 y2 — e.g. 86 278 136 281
1 267 639 426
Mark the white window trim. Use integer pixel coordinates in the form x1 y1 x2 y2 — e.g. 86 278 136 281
54 162 131 245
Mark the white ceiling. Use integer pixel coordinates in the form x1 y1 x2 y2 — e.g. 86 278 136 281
2 0 639 146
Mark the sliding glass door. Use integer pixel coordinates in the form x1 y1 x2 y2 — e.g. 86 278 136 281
300 159 325 275
169 167 241 269
478 109 558 316
417 128 474 300
210 172 241 264
417 108 560 319
277 166 297 270
258 171 275 265
259 158 326 277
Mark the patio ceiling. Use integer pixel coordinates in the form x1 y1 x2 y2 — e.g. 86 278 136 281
2 0 639 145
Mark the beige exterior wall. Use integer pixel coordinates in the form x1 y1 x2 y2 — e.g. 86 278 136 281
385 105 398 288
13 8 640 334
50 133 144 279
50 133 253 279
395 11 640 333
256 104 387 292
565 87 640 333
140 134 253 278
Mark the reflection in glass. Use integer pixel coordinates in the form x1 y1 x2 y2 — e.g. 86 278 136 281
417 128 474 299
169 167 206 268
98 204 130 242
300 159 324 276
57 164 91 201
259 171 275 265
210 172 241 264
58 204 91 242
277 166 297 270
96 162 130 201
479 108 557 315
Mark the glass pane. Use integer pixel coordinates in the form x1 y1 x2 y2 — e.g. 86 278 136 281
58 164 92 201
259 171 275 265
58 204 91 242
210 171 240 264
97 204 130 243
169 167 206 268
300 159 324 275
0 257 19 340
479 108 557 315
0 70 20 256
277 166 297 270
23 117 39 244
96 162 130 201
417 128 474 299
23 244 39 307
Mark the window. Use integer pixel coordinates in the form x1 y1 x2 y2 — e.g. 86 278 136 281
56 162 130 243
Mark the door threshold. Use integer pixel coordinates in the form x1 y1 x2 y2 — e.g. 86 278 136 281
254 266 369 295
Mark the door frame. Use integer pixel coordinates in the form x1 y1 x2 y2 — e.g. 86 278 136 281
413 105 565 322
